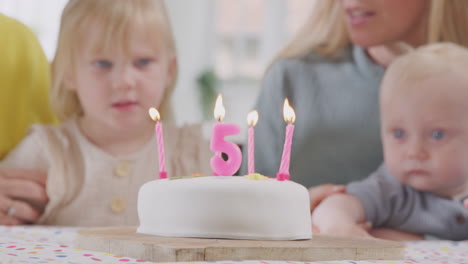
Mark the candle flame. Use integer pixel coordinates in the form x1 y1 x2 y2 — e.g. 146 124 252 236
149 107 160 121
214 94 225 122
283 99 296 123
247 110 259 127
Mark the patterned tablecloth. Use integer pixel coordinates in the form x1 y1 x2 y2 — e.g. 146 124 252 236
0 226 467 264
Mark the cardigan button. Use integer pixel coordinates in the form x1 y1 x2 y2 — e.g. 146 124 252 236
110 198 126 213
114 161 131 177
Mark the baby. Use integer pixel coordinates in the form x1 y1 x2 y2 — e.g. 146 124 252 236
312 43 468 241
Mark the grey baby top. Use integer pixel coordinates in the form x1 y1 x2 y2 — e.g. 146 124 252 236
347 164 468 240
247 45 385 188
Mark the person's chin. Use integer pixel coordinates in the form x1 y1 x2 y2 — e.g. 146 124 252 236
350 38 382 48
406 179 434 192
111 116 147 130
348 32 393 49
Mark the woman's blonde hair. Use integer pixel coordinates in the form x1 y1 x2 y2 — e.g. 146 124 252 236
51 0 177 121
276 0 468 60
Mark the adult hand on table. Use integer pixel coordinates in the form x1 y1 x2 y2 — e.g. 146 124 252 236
0 168 48 225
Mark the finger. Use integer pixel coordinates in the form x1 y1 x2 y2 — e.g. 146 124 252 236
0 178 48 205
0 214 22 226
0 168 47 186
0 202 23 226
0 197 28 225
11 200 42 223
0 196 42 223
464 198 468 209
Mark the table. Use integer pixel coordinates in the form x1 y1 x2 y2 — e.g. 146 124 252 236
1 226 467 264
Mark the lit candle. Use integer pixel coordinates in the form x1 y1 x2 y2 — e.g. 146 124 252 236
149 107 167 179
277 99 296 181
247 110 258 174
210 94 242 176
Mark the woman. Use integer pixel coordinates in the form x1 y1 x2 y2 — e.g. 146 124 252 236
248 0 468 209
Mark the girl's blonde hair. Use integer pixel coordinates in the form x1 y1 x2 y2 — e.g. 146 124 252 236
51 0 177 121
276 0 468 60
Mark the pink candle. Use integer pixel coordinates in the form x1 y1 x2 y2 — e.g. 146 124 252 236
247 110 259 174
277 99 296 181
149 108 167 179
210 94 242 176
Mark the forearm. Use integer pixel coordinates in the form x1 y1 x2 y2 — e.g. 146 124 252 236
312 193 367 235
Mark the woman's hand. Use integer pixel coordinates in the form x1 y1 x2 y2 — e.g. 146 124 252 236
0 168 48 225
309 184 346 212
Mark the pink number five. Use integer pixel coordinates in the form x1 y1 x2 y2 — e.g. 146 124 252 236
210 123 242 176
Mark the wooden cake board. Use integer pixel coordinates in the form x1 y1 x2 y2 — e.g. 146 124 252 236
76 227 404 262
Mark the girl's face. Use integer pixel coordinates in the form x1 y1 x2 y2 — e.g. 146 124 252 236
338 0 429 47
69 24 175 135
381 73 468 198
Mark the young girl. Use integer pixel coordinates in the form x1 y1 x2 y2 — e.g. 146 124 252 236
312 43 468 241
0 0 211 226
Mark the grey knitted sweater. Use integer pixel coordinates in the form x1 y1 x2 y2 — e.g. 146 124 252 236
245 45 385 188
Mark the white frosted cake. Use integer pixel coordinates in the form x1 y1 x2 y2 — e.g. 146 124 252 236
137 174 312 240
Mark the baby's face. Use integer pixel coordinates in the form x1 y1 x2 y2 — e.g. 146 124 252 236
381 73 468 198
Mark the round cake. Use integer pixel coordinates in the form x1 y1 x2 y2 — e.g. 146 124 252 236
137 175 312 240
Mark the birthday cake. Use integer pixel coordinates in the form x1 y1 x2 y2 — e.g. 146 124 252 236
137 174 312 240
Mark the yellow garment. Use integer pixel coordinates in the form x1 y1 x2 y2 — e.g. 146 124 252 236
0 14 55 159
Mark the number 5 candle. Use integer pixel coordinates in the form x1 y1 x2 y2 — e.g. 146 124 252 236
210 94 242 176
149 107 167 179
277 99 296 181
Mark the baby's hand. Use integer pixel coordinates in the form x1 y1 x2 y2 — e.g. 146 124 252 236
309 184 346 212
0 168 48 225
313 222 372 238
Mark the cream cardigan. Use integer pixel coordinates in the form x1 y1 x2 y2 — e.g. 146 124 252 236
1 120 212 226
